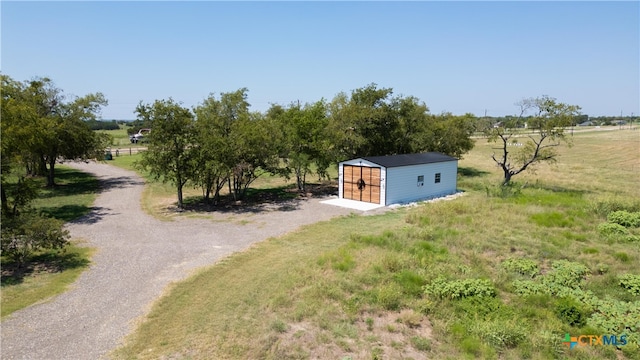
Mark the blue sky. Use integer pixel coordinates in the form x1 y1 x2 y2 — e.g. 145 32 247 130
2 1 638 120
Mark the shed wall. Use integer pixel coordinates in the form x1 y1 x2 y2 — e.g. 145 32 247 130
385 161 457 205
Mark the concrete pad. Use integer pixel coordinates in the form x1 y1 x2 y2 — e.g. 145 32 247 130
320 197 386 211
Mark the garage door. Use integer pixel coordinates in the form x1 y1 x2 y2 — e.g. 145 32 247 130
343 165 381 204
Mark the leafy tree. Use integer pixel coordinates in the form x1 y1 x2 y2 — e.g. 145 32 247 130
486 95 581 185
270 100 332 192
327 83 475 160
228 111 281 200
192 90 250 204
1 75 110 187
417 112 476 158
135 99 196 209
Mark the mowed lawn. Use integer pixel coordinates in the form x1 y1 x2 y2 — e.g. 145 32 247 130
113 128 640 359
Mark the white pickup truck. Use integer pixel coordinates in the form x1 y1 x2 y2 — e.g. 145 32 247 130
129 128 151 144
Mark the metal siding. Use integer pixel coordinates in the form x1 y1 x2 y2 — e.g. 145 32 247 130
385 161 457 205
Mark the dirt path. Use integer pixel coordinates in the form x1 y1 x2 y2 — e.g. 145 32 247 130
1 162 355 360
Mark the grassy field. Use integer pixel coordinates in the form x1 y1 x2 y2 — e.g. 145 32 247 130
1 166 98 318
112 128 640 359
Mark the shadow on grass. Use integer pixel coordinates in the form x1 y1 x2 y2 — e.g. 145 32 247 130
458 166 490 177
180 182 338 214
39 204 93 222
40 167 100 198
1 250 91 287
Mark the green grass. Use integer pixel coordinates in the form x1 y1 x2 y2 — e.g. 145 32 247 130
113 129 640 359
1 244 94 318
1 165 98 319
30 166 101 221
97 124 139 148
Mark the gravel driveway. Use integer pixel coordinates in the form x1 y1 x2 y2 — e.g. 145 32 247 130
1 162 355 360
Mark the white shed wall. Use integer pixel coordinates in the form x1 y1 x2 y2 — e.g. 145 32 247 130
385 161 457 205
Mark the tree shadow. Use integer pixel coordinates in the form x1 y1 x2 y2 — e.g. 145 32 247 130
1 250 91 287
97 176 145 191
40 168 100 197
38 204 111 223
66 206 112 225
458 166 490 177
181 182 339 215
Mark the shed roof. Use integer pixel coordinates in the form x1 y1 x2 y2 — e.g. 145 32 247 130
360 152 457 168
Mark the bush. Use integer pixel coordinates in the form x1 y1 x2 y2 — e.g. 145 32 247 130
607 210 640 228
1 212 70 266
543 260 590 289
424 277 496 299
501 258 539 278
598 222 629 236
555 297 588 326
618 274 640 296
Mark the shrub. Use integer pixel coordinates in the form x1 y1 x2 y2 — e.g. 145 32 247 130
598 222 628 236
543 260 589 289
607 210 640 228
501 258 539 278
424 277 496 299
618 274 640 296
1 212 70 266
555 297 588 327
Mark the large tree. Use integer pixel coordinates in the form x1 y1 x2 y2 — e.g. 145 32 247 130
135 99 196 209
269 100 332 192
1 75 110 187
486 95 581 185
192 89 250 204
326 83 476 160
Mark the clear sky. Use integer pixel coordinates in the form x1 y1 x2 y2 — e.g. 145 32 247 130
2 1 638 120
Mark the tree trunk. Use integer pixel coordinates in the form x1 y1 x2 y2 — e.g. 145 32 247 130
1 185 9 216
177 184 184 209
502 170 512 186
46 158 56 187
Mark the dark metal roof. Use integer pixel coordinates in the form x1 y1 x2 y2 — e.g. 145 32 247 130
361 152 457 168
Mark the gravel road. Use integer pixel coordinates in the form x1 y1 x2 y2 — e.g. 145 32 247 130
1 162 355 360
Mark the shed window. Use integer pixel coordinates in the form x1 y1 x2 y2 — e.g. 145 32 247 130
435 173 441 183
417 175 424 187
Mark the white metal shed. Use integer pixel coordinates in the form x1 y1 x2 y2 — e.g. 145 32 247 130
338 152 458 206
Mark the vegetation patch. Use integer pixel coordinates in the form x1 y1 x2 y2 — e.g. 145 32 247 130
423 277 496 300
114 130 640 359
1 243 94 318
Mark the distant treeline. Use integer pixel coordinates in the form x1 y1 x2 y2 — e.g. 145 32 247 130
86 120 126 130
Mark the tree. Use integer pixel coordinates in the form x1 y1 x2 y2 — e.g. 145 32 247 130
135 99 196 209
486 95 581 185
192 90 249 204
228 111 281 200
326 83 476 160
270 100 332 192
0 75 110 187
